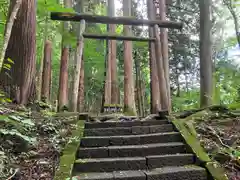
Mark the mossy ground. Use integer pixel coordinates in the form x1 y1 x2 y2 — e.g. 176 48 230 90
170 107 240 180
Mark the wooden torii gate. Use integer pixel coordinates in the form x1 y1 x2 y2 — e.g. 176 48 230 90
50 8 182 112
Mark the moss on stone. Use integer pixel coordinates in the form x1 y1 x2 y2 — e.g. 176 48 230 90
172 119 211 162
171 118 229 180
206 162 229 180
124 105 137 116
54 120 85 180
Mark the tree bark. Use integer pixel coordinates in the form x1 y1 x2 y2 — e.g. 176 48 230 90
199 0 213 107
123 0 137 115
36 14 48 101
134 54 144 117
58 47 69 110
0 0 36 105
154 25 169 110
41 40 52 102
159 0 171 111
70 20 85 112
78 59 85 112
104 0 112 105
104 36 112 105
108 0 119 104
0 0 22 71
58 0 71 111
147 0 160 113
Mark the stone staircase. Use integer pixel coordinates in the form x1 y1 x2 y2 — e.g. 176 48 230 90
72 117 211 180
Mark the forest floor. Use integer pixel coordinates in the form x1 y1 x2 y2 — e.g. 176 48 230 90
0 104 239 180
0 104 78 180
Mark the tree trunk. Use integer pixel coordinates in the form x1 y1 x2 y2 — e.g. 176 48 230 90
147 0 160 113
140 80 145 117
70 20 85 112
108 0 119 104
199 0 212 107
123 0 137 115
49 56 52 101
154 25 169 110
58 0 72 111
159 0 171 111
104 40 112 105
0 0 36 105
41 40 52 102
0 0 22 70
229 9 240 48
78 59 85 112
58 48 69 111
36 16 48 101
134 55 143 116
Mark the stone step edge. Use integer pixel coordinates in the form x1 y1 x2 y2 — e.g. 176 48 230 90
75 153 194 163
80 142 185 151
81 131 181 139
84 123 173 132
72 165 206 179
82 131 180 139
85 119 169 129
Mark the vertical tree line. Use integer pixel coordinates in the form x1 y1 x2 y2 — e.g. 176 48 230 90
0 0 215 115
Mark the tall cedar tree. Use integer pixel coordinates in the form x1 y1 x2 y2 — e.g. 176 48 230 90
123 0 137 115
200 0 213 107
0 0 36 104
41 40 52 102
108 0 119 104
77 59 84 112
159 0 171 111
58 0 72 111
147 0 160 113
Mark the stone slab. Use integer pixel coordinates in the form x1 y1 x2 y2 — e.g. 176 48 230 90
74 157 146 172
75 172 114 180
145 166 207 180
108 142 186 157
113 170 146 180
78 147 108 158
147 154 195 169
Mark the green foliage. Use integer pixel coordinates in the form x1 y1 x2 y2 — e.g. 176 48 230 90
0 114 36 145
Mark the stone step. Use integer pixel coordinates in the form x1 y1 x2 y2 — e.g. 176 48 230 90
81 132 182 147
85 119 169 129
78 142 186 158
73 157 146 173
73 166 207 180
83 124 175 136
146 166 208 180
73 154 195 173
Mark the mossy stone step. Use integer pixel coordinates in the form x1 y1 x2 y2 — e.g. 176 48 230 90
85 119 169 129
83 124 175 136
145 166 208 180
73 154 195 173
73 166 207 180
73 157 146 173
81 132 182 147
77 142 186 158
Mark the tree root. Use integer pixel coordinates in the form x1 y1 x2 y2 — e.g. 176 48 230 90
6 168 19 180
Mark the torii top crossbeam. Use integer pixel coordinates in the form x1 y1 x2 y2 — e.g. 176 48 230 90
51 12 183 29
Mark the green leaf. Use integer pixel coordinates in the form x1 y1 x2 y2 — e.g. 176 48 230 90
7 58 14 64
